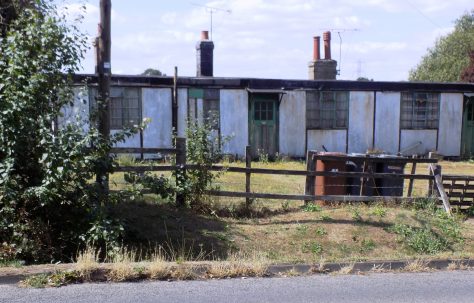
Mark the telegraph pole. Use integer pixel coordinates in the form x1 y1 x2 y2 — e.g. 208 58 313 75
95 0 111 193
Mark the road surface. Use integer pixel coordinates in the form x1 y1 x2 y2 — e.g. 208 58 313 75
1 270 473 303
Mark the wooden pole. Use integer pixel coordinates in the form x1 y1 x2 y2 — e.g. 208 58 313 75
95 0 111 194
172 66 178 140
304 151 316 204
139 128 144 160
430 164 452 214
175 137 187 207
407 157 417 197
245 146 251 206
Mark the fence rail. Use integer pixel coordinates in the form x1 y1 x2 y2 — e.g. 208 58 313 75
111 140 460 212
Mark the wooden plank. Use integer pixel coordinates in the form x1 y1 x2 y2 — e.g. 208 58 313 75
115 165 176 172
442 175 474 181
245 146 251 206
430 164 452 214
445 192 474 198
442 184 474 190
312 154 438 164
206 190 423 203
304 151 316 204
111 147 177 154
210 166 433 180
407 160 417 197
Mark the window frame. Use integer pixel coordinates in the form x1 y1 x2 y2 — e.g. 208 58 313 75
89 86 142 130
306 90 349 130
400 91 440 130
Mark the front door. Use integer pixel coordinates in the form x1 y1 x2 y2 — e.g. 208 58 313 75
462 96 474 158
249 94 279 158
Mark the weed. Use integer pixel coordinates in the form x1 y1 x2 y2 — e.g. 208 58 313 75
281 200 291 212
148 249 170 280
21 274 49 288
280 267 301 277
315 226 328 236
171 263 197 280
257 149 269 163
447 260 470 271
302 242 323 255
337 263 355 275
106 248 138 282
320 214 332 221
412 198 437 211
359 239 376 253
296 224 309 235
389 223 447 254
349 206 363 222
303 203 323 212
21 271 80 288
75 247 100 281
370 204 387 219
403 259 431 272
206 251 269 278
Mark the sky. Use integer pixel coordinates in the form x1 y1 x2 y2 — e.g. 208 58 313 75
61 0 473 81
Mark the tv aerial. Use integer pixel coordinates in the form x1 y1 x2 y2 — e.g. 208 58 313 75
190 2 232 40
317 28 360 75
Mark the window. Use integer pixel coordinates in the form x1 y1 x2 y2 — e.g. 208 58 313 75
306 91 349 129
400 92 439 129
254 101 274 121
89 87 141 130
188 88 220 131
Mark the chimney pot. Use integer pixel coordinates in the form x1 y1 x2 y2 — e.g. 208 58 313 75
201 30 209 40
313 36 321 61
323 31 331 60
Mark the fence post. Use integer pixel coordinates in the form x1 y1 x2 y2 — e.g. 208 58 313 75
304 151 316 204
139 128 144 160
407 156 417 197
245 146 252 206
175 137 186 207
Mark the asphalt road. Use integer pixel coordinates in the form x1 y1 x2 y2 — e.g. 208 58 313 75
1 270 473 303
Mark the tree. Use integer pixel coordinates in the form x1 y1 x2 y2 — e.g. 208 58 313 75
141 68 166 76
461 51 474 82
0 0 137 263
409 10 474 82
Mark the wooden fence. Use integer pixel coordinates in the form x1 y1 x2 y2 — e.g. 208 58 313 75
110 138 465 213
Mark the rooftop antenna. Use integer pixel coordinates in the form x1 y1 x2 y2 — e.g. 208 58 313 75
190 2 231 40
317 28 359 75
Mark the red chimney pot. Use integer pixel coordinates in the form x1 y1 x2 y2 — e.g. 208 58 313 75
323 31 331 60
313 36 321 61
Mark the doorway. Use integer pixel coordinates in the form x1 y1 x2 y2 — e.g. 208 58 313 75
249 93 279 158
462 95 474 158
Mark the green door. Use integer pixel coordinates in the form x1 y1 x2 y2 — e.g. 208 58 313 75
462 96 474 158
249 94 279 158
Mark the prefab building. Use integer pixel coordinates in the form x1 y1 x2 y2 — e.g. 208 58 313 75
67 31 474 159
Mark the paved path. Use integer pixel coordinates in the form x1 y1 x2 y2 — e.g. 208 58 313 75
1 270 473 303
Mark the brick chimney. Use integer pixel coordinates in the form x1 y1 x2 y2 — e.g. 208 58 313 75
196 30 214 77
308 31 338 80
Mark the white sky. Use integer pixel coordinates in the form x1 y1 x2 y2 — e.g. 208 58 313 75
63 0 473 81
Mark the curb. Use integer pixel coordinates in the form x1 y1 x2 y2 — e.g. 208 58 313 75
1 259 473 285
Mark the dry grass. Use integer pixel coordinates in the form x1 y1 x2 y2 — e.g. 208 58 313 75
170 263 197 280
75 247 100 281
106 249 139 282
336 263 355 275
207 251 269 278
403 259 431 272
447 260 471 271
147 250 170 280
